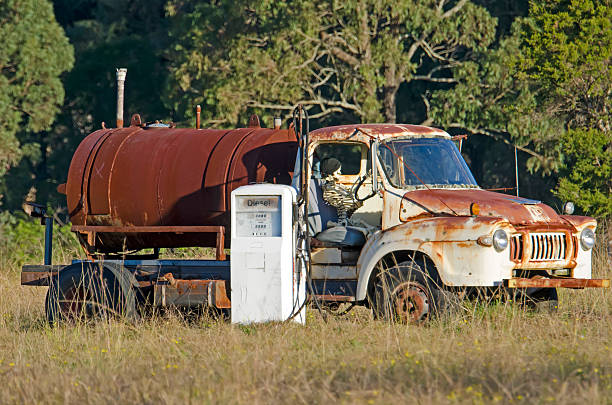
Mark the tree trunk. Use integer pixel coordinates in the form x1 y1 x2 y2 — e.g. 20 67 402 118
383 87 397 123
383 63 398 123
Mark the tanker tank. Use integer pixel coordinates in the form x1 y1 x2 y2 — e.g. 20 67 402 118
62 119 297 254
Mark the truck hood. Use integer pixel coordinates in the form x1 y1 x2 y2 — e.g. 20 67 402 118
401 189 567 227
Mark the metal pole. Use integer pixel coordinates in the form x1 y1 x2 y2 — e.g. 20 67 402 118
116 68 127 128
514 146 519 197
44 217 53 265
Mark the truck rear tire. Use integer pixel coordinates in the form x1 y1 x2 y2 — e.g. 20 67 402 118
373 261 450 323
45 263 138 324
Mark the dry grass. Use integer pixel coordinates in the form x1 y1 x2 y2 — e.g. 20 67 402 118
0 231 610 404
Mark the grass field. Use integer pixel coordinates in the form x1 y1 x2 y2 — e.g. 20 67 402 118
0 229 611 404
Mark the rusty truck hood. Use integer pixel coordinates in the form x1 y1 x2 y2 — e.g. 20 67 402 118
402 189 567 228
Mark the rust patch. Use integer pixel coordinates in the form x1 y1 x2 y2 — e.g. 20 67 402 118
392 281 430 323
212 281 231 308
455 241 472 248
506 278 610 289
399 211 434 222
72 225 226 259
559 215 597 229
509 229 576 269
402 189 564 227
66 126 296 254
21 271 53 286
310 124 447 143
21 265 64 286
155 274 231 308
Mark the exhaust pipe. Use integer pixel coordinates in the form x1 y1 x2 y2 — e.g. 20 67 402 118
116 68 127 128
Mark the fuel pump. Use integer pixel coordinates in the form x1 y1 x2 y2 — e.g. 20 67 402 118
230 184 305 324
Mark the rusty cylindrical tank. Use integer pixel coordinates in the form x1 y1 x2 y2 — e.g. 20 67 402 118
65 121 297 253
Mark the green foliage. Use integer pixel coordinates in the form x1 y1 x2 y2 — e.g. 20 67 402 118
431 0 612 216
429 28 564 174
555 129 612 218
1 0 606 219
165 0 497 126
519 0 612 218
0 212 81 269
1 0 172 210
520 0 612 131
0 0 73 190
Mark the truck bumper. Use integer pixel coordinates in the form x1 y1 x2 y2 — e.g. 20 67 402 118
505 278 610 289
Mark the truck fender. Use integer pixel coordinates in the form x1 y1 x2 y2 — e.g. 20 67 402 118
355 216 510 301
355 229 443 302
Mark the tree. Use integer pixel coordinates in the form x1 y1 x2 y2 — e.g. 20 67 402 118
556 128 611 218
520 0 612 218
0 0 73 205
165 0 497 126
1 0 172 210
428 28 564 174
428 0 612 216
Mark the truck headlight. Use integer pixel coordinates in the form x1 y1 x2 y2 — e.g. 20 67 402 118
580 228 595 250
492 229 508 252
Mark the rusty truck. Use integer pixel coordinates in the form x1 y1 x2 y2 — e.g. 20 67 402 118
20 80 609 323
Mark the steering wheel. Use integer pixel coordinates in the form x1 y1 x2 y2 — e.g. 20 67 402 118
352 172 376 202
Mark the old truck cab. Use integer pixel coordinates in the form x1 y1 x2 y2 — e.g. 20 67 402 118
302 124 608 322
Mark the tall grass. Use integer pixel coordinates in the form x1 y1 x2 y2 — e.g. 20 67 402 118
0 214 83 274
0 217 610 404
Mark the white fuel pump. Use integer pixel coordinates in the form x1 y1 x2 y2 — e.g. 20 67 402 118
230 184 306 324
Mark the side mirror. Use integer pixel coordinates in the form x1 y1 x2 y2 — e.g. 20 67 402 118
370 140 379 193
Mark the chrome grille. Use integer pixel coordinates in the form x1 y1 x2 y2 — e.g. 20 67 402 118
529 232 567 261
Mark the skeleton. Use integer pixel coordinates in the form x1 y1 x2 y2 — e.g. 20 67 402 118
321 174 363 226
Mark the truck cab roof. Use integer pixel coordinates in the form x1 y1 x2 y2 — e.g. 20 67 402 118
309 123 450 143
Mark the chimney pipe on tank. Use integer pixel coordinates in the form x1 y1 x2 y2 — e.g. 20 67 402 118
116 68 127 128
196 105 201 129
274 117 282 129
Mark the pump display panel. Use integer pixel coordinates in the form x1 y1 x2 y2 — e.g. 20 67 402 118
234 196 282 237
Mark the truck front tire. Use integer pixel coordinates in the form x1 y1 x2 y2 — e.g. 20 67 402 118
373 260 450 323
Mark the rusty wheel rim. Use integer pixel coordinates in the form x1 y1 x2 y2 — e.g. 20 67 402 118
392 281 430 323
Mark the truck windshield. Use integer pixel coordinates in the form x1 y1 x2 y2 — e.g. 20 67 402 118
378 138 478 188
